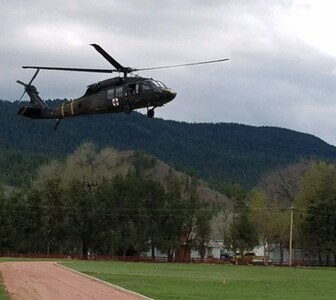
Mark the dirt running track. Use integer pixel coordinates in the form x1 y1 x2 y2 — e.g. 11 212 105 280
0 262 148 300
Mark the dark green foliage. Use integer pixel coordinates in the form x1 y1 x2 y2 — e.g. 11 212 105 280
0 188 45 253
38 178 66 254
0 166 214 257
0 149 48 186
247 161 336 264
226 188 259 254
229 212 259 255
1 100 336 187
132 151 157 174
210 182 247 207
306 202 336 264
299 162 336 264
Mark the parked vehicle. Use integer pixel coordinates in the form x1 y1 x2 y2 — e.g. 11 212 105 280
220 253 234 261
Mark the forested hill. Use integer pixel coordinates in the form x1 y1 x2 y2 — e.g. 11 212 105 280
1 99 336 187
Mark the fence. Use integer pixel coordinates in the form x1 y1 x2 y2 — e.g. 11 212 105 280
0 253 335 267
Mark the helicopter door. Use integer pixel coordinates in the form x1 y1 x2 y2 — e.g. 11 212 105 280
115 86 123 98
128 83 138 95
107 88 120 108
108 86 123 107
126 83 138 106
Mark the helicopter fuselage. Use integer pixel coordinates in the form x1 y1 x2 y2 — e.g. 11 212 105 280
19 76 177 120
53 76 176 118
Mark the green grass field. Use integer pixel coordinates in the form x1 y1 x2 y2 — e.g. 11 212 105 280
0 272 8 300
62 261 336 300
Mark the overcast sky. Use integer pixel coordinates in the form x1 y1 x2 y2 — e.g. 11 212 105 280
1 0 336 145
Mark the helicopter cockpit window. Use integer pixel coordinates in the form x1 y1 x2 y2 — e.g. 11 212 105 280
140 81 152 91
140 80 162 91
116 86 123 97
151 81 160 88
156 81 166 88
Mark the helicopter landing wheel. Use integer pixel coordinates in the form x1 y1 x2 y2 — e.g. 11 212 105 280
53 118 62 131
147 108 155 118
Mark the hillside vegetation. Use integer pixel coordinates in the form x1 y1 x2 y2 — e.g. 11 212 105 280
0 144 229 257
1 100 335 264
1 100 336 187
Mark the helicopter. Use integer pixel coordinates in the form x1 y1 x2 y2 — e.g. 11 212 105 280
17 44 229 129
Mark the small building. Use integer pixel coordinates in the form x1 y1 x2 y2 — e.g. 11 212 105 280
269 246 335 265
143 240 223 261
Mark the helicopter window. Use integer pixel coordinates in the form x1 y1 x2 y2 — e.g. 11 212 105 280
116 86 123 97
141 81 151 91
151 81 160 87
107 89 115 99
156 81 166 88
149 80 161 91
128 83 137 95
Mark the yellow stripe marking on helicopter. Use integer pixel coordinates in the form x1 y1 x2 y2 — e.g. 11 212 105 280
61 103 65 117
70 101 74 115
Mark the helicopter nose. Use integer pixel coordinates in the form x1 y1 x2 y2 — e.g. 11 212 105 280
171 90 177 99
164 89 177 102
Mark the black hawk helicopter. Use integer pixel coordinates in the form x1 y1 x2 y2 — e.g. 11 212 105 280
17 44 229 129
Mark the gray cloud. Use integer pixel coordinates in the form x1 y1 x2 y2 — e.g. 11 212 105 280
1 0 336 145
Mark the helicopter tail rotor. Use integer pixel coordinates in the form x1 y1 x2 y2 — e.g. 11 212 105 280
16 68 49 111
16 68 40 104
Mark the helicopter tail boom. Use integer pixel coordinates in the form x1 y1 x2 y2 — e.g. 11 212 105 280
17 106 44 119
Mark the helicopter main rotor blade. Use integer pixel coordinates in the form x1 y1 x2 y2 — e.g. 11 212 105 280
28 68 40 85
135 58 229 72
17 89 26 103
16 80 27 103
90 44 124 71
22 55 229 75
16 80 27 87
22 66 117 73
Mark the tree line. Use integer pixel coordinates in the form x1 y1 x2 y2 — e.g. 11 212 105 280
220 160 336 265
0 142 335 264
0 143 216 259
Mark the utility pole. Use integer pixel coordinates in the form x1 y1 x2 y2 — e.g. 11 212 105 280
289 205 294 267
